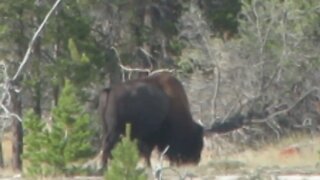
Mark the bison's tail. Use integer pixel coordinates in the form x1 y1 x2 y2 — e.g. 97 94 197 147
204 113 246 135
98 88 111 127
98 88 111 113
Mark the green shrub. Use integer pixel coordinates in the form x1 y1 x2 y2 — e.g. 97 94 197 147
104 124 147 180
23 80 95 177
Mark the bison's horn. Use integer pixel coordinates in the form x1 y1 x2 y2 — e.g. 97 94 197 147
197 119 205 127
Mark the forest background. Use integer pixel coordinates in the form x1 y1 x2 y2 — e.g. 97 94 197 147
0 0 320 178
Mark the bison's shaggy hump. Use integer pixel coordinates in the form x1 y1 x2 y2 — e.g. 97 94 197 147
99 72 204 168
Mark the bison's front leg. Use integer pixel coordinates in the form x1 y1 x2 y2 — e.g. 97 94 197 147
138 142 154 167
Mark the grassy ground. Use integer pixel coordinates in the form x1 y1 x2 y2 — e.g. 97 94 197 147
152 133 320 179
202 133 319 169
0 132 319 179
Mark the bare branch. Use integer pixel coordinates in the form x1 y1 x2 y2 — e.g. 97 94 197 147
251 87 319 123
149 69 175 75
138 47 153 70
119 64 151 74
0 0 62 132
111 47 151 75
12 0 63 81
111 47 174 80
159 146 169 167
153 146 186 180
154 146 170 180
200 35 221 120
0 62 21 155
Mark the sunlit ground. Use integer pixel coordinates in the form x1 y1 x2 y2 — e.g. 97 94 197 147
1 132 320 179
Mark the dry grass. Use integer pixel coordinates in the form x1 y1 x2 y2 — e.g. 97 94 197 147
180 133 320 178
148 133 320 179
228 144 317 168
0 132 15 177
225 134 319 168
0 132 319 179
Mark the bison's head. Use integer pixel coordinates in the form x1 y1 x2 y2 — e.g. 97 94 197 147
164 123 204 165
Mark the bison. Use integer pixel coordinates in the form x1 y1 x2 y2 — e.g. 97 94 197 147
98 72 245 168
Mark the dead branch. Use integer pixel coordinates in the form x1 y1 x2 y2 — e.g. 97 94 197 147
153 146 195 180
199 30 221 121
207 88 320 145
111 47 174 80
149 69 175 75
111 47 151 81
0 63 22 125
138 47 153 70
159 146 169 166
251 87 319 123
0 0 63 170
154 146 170 180
155 167 184 180
12 0 63 81
0 0 62 123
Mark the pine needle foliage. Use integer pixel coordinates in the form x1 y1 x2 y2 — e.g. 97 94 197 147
104 124 147 180
23 80 95 177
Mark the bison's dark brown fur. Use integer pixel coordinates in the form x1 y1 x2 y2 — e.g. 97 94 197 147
99 72 203 167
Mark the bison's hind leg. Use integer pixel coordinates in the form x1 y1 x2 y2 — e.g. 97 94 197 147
102 131 120 169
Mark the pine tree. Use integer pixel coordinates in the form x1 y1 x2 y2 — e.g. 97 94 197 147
23 110 47 176
104 124 147 180
23 80 95 176
51 80 95 164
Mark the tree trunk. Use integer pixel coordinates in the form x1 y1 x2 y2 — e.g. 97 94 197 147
52 8 61 107
53 85 60 106
138 5 153 78
32 36 42 116
143 5 151 58
0 142 4 168
109 54 122 84
10 10 25 173
10 89 23 171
